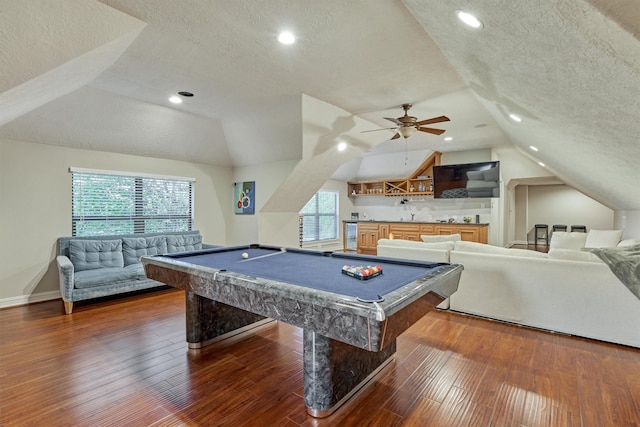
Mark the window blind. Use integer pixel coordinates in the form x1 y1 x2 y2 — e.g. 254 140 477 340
71 170 194 236
300 191 338 242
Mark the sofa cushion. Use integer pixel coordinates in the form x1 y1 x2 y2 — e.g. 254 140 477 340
548 249 602 263
125 263 148 280
167 234 202 253
74 267 139 289
549 232 588 250
122 236 168 266
69 239 124 272
421 234 461 243
379 239 454 251
454 241 548 258
584 230 622 248
618 239 640 248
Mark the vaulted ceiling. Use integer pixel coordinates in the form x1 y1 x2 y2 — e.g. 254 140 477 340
1 0 639 210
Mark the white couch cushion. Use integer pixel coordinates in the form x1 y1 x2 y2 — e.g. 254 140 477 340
549 232 588 250
420 234 461 243
454 241 548 258
548 249 602 262
618 239 640 247
584 229 623 248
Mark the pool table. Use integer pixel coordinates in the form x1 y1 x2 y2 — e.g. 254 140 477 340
142 244 462 418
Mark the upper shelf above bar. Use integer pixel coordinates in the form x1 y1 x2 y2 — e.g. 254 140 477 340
348 152 440 197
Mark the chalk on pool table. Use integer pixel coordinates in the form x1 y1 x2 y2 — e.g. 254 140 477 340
241 252 249 259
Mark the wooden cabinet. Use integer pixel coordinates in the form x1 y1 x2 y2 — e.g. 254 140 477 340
457 225 487 243
356 221 488 254
357 223 380 255
388 223 421 241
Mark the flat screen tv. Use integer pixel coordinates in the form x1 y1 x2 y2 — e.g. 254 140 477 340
433 161 500 199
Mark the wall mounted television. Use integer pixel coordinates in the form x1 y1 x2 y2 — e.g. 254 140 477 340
433 161 500 199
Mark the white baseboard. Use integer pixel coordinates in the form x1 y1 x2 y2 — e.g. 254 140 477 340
0 290 61 309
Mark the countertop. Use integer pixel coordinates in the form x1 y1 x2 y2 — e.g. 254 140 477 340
343 220 489 225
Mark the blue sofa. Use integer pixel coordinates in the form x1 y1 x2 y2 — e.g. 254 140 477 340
56 230 214 314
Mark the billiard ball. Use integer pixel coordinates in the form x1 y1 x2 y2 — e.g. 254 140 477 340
242 252 249 259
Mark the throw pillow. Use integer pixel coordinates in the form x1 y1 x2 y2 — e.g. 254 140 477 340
618 239 640 248
584 230 623 248
421 234 461 243
549 232 588 250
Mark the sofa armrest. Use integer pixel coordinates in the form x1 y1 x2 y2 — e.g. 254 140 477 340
56 255 75 301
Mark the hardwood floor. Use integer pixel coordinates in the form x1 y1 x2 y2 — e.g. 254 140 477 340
2 289 640 426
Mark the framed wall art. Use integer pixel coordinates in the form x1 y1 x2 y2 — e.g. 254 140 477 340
234 181 255 214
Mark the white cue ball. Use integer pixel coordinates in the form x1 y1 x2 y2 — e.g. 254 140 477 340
242 252 249 259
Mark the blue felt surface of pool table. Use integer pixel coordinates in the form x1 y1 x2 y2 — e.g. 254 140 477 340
168 247 444 301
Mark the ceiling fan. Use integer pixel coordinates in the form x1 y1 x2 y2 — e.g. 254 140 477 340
364 103 450 139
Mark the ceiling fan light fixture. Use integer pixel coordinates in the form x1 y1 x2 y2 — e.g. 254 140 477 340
456 10 483 29
397 126 417 139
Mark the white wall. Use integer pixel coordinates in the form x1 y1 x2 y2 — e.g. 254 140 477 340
526 185 614 234
229 159 298 246
0 137 232 305
615 210 640 239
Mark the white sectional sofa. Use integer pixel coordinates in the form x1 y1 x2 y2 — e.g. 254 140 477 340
377 231 640 348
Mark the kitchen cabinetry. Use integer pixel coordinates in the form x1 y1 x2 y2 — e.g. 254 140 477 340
357 223 381 255
356 221 488 255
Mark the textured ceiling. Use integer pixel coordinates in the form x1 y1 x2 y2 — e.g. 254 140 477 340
1 0 639 210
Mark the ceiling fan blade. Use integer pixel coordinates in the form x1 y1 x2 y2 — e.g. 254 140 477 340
417 127 446 135
384 117 404 126
416 115 450 126
361 127 398 133
390 132 401 140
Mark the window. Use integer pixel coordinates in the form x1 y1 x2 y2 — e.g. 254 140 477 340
300 191 338 242
71 168 194 236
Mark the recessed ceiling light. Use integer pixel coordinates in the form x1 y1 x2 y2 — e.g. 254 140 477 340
337 141 347 151
456 10 483 29
169 96 182 104
444 137 453 141
509 113 522 122
538 162 546 167
530 145 538 151
278 31 296 45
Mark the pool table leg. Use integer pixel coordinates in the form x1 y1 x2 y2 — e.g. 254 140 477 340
185 292 272 349
303 330 396 418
